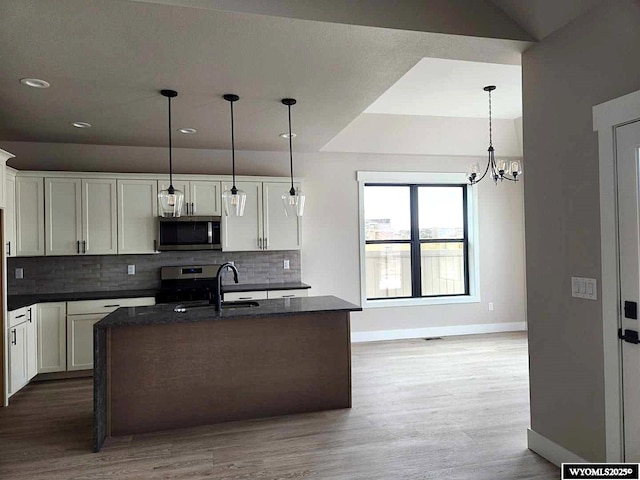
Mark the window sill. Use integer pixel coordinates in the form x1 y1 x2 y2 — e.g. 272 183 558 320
363 295 480 309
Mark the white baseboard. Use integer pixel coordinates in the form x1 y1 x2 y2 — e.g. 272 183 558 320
350 322 526 343
527 429 589 467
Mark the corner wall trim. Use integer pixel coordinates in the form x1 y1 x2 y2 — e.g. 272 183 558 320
527 429 589 467
350 322 526 343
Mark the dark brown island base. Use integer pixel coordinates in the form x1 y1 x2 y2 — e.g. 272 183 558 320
93 295 361 452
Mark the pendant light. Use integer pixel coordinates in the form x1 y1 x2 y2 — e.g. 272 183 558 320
158 89 185 217
468 85 523 185
222 94 246 217
281 98 305 217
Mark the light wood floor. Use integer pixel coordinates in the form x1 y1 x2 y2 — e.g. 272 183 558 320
0 332 558 479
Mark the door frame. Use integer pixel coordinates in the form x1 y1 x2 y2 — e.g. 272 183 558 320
593 88 640 462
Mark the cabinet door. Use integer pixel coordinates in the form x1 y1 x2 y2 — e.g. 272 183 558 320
15 176 45 256
45 178 82 256
83 179 117 255
117 179 158 254
25 305 38 380
5 175 16 257
8 322 28 396
221 181 263 252
159 180 189 216
190 181 221 216
37 302 67 373
67 313 104 371
263 182 302 250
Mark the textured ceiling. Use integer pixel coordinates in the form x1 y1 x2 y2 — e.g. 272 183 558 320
0 0 530 158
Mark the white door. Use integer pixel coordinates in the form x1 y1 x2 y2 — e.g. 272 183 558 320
5 175 16 257
15 176 45 256
616 119 640 461
45 178 82 255
117 179 158 254
37 302 67 373
221 181 263 251
263 182 301 250
25 305 38 380
67 313 104 370
190 180 221 216
83 178 117 255
8 322 28 396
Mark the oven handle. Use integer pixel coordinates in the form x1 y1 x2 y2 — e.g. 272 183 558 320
208 222 213 244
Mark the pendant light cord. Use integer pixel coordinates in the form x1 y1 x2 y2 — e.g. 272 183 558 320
288 103 295 195
230 99 237 191
168 95 174 189
488 88 493 149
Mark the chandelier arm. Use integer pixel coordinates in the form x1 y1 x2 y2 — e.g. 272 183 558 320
474 151 493 184
502 175 519 182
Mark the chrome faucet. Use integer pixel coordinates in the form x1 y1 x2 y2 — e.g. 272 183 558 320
215 262 239 311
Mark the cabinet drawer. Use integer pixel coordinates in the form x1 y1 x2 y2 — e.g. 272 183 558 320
223 291 268 301
9 307 27 328
267 289 309 299
67 297 155 315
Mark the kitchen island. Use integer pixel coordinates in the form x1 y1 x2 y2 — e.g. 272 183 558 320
93 296 361 452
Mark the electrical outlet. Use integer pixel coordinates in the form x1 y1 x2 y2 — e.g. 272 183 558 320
127 265 135 275
15 268 23 279
284 259 290 270
488 302 494 311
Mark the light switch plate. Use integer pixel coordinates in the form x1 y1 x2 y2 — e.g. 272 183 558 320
15 268 23 279
571 277 597 300
284 259 290 270
128 265 135 275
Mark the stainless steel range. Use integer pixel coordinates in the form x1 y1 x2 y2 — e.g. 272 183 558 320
154 265 221 304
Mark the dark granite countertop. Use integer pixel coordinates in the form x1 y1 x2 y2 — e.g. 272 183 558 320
95 295 361 329
7 289 159 311
8 282 311 311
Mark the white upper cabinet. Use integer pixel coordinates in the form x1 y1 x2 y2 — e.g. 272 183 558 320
45 178 118 255
0 148 14 209
117 179 158 254
189 180 221 216
45 178 83 256
263 182 302 251
5 172 16 257
15 176 45 256
159 179 221 216
83 179 118 255
222 181 263 251
222 181 301 252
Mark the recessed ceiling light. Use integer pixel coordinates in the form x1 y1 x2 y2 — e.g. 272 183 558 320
20 78 50 88
178 128 197 134
71 121 92 128
279 132 297 139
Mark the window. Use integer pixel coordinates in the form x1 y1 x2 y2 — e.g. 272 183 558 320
358 172 479 307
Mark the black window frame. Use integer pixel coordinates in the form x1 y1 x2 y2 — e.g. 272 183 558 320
364 183 470 301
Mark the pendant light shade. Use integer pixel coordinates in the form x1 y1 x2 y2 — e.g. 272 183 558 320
158 89 185 217
281 98 305 217
468 85 523 185
222 94 246 217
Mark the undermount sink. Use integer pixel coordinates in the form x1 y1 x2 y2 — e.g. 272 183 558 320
221 301 260 309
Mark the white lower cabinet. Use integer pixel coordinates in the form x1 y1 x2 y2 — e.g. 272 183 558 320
66 297 155 370
37 302 67 374
223 289 308 301
8 322 28 396
67 314 103 371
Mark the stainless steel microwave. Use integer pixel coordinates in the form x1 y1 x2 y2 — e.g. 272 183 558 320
157 216 222 251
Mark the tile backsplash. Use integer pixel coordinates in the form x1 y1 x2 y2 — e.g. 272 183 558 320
7 250 301 295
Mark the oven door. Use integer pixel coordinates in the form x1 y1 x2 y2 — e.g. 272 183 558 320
157 216 221 250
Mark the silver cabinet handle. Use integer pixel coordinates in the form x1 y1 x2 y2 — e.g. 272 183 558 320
264 237 268 250
186 203 190 215
282 295 295 298
83 240 87 254
104 304 120 308
6 241 10 256
77 240 81 254
192 202 196 215
11 329 16 346
27 308 32 323
154 240 158 252
15 314 25 319
238 297 253 300
258 238 262 249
